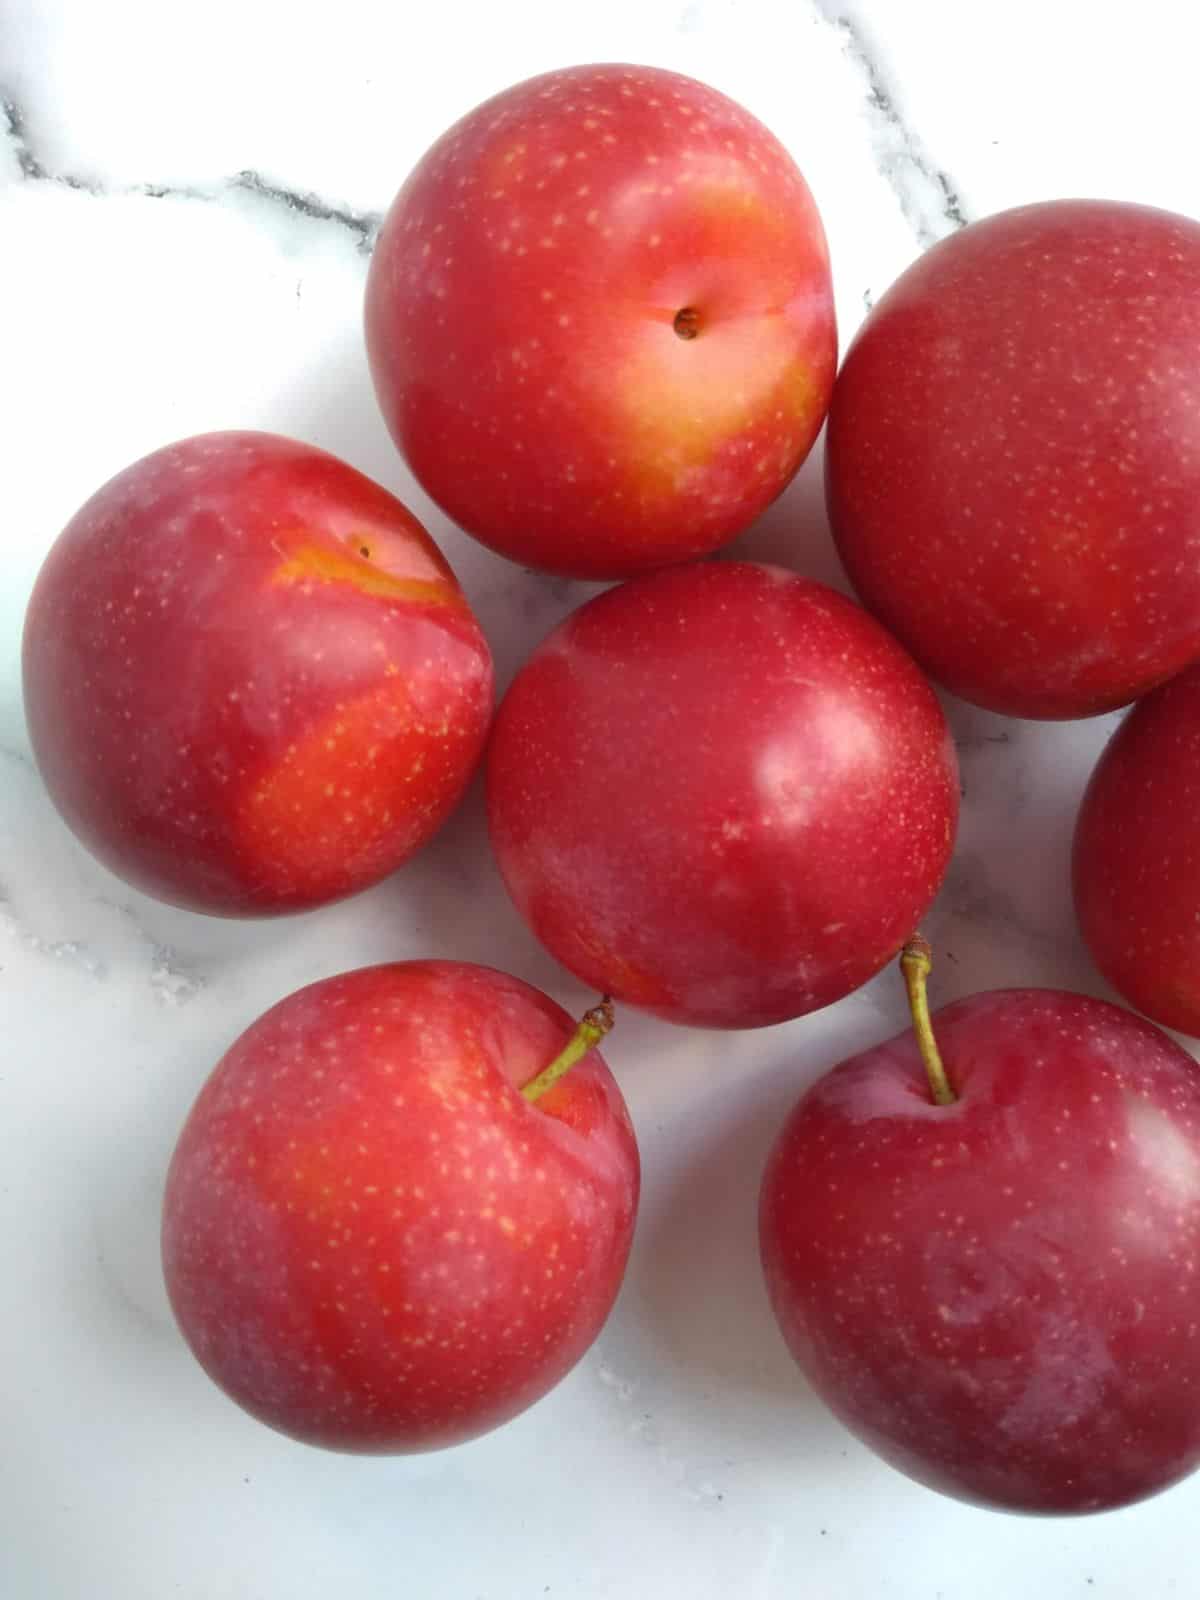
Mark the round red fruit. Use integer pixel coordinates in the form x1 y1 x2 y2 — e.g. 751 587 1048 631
365 63 836 579
162 961 639 1453
826 199 1200 718
22 431 493 915
1074 662 1200 1036
761 981 1200 1513
486 561 958 1029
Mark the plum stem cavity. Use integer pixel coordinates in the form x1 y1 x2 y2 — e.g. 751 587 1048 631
673 307 701 340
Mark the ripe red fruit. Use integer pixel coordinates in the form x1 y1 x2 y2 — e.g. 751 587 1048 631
162 961 638 1453
365 62 836 579
1074 663 1200 1035
486 562 958 1029
22 432 492 915
826 199 1200 719
761 942 1200 1514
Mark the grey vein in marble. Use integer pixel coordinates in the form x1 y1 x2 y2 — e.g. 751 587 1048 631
0 90 382 252
229 168 381 249
0 880 206 1001
0 888 107 977
0 745 108 976
1 744 205 1000
933 838 1075 958
0 740 32 769
93 898 208 1006
809 1 968 247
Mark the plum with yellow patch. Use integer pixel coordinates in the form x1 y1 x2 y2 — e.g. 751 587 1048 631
365 62 836 579
161 960 639 1452
22 431 492 914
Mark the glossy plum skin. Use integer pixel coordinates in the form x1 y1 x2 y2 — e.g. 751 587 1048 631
162 961 639 1453
22 432 493 915
365 63 836 579
761 988 1200 1513
486 563 958 1029
826 200 1200 719
1074 664 1200 1036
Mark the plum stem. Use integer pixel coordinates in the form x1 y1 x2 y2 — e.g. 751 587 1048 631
900 936 956 1106
521 998 615 1102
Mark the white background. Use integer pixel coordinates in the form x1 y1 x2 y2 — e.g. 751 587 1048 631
4 1 1200 1595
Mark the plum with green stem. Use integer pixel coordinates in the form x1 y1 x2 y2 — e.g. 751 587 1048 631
761 938 1200 1513
162 962 637 1452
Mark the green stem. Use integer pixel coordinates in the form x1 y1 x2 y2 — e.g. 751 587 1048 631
521 998 615 1102
899 936 956 1107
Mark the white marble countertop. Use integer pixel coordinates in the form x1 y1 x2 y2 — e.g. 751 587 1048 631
5 2 1200 1595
